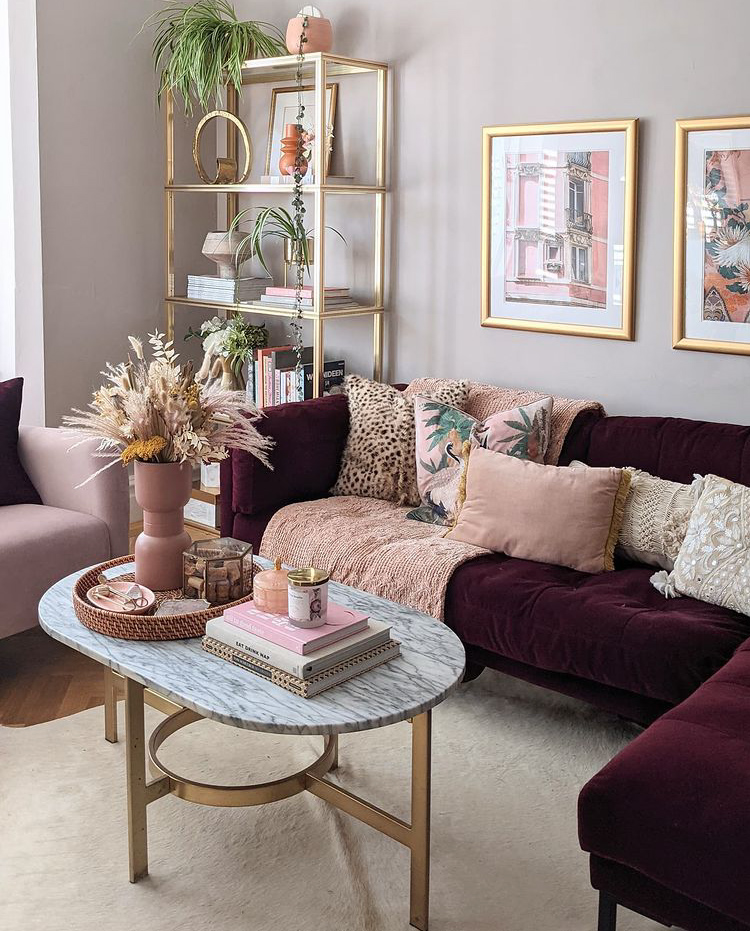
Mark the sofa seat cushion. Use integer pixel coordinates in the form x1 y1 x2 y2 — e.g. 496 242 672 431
0 504 111 637
579 644 750 928
445 554 750 706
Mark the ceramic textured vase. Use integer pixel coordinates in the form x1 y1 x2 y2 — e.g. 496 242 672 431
202 230 249 279
279 123 308 178
133 460 192 591
286 14 333 54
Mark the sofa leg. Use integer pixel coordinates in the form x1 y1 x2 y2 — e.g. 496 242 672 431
461 661 485 683
597 892 617 931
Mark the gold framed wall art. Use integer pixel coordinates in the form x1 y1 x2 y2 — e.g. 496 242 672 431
673 115 750 355
481 119 638 340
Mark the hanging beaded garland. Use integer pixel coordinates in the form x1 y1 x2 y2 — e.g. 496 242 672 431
290 14 310 397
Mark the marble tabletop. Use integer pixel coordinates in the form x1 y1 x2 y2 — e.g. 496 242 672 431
38 559 466 735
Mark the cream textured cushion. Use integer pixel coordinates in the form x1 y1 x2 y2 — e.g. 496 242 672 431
667 474 750 614
331 375 468 506
570 462 702 570
448 446 630 574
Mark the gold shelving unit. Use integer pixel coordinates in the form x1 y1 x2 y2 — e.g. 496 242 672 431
164 52 389 398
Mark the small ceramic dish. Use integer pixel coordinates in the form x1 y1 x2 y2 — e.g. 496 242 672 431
86 581 156 615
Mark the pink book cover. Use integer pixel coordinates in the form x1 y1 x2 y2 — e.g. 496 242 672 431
223 601 370 654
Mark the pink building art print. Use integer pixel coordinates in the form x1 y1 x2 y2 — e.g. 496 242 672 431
504 151 609 309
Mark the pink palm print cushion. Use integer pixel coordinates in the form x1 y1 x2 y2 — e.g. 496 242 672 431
407 395 553 526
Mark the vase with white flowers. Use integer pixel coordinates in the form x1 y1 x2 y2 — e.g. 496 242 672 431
64 332 273 591
185 315 268 395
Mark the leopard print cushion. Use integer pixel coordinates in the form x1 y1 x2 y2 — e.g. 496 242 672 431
331 376 469 506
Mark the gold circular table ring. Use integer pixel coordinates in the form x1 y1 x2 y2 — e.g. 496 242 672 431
148 707 338 807
192 110 252 185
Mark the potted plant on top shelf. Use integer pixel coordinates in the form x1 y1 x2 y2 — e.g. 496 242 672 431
146 0 286 115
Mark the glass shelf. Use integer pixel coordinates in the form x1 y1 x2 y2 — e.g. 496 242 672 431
239 52 387 86
165 184 386 194
166 296 385 320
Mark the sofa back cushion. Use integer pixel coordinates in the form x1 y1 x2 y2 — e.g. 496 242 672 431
0 378 42 507
230 393 350 518
560 414 750 486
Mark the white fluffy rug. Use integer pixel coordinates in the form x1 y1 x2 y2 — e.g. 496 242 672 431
0 672 664 931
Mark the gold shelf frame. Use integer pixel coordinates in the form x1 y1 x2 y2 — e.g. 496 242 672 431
164 52 389 396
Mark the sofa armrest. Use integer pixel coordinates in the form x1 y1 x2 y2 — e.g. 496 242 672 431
18 426 130 558
223 393 349 527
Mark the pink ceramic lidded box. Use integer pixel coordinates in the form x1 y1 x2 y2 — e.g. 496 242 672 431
253 557 289 615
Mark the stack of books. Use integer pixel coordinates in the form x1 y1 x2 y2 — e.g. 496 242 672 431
202 600 400 697
251 285 361 313
250 345 345 407
187 275 268 304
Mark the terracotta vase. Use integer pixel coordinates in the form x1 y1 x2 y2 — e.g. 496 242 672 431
286 15 333 54
279 123 308 178
133 460 192 592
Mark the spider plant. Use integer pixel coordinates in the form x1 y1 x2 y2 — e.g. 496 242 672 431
146 0 286 115
228 206 346 277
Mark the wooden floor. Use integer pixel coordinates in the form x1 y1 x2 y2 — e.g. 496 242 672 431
0 522 214 728
0 626 105 727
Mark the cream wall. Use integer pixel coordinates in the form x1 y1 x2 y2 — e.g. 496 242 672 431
35 0 750 425
241 0 750 422
35 0 214 427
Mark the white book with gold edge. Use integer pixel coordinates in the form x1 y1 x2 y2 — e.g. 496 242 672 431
204 616 391 679
202 636 401 698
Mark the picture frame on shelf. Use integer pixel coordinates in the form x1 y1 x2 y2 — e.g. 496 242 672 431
481 119 638 340
265 83 338 179
673 116 750 355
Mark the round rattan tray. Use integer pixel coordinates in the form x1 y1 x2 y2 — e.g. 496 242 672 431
72 556 252 641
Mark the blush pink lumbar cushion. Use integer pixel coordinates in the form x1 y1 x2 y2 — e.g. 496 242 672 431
447 445 630 573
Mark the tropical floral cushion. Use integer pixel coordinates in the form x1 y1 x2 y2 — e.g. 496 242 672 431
407 395 553 526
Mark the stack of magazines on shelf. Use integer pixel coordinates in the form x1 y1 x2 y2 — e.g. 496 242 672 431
250 285 362 313
249 345 345 407
202 600 401 698
187 275 267 304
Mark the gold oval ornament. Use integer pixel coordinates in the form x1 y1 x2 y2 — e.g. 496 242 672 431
192 110 252 185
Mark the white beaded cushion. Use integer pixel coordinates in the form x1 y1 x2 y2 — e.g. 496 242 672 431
569 462 703 570
665 474 750 614
331 375 469 506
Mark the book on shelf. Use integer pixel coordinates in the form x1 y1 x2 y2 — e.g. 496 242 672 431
224 599 369 654
202 635 401 698
265 286 350 299
186 275 268 304
205 616 391 679
250 299 362 312
258 294 357 308
250 345 345 406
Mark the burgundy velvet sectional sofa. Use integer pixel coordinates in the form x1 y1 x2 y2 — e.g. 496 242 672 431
222 392 750 931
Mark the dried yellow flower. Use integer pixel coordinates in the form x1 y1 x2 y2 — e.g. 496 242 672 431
121 435 168 465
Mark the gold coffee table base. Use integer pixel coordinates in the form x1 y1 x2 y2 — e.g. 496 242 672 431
106 671 432 931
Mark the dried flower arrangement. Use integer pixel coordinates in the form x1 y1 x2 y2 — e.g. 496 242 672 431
64 331 273 483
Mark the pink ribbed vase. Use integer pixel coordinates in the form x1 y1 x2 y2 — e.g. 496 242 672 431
133 460 192 591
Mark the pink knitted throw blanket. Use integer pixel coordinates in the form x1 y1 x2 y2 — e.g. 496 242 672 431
260 385 604 619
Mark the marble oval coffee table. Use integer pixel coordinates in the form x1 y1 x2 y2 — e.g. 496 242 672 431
39 559 465 931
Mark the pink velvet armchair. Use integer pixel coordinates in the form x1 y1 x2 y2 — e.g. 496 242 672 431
1 426 129 638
